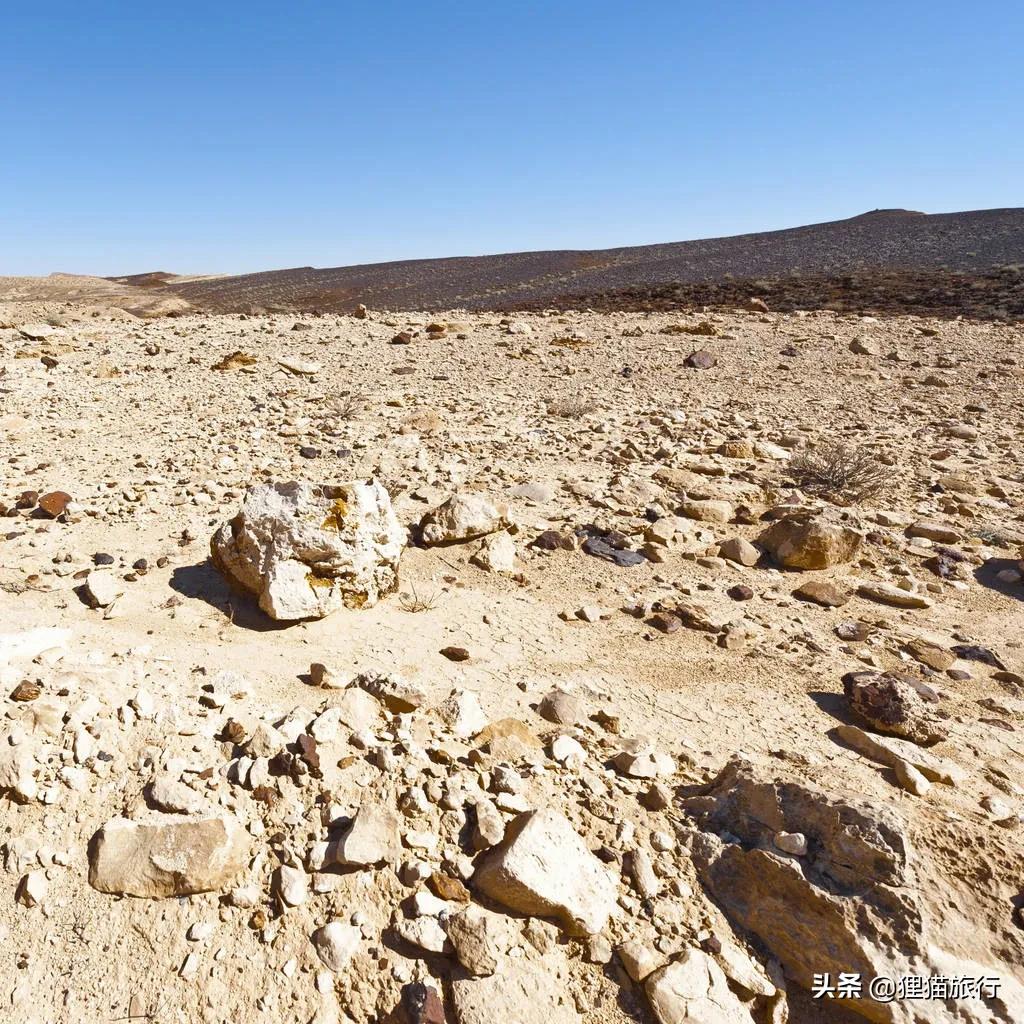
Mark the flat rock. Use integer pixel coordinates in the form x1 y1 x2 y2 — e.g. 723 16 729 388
793 579 849 607
449 955 578 1024
645 950 752 1024
328 804 400 866
88 813 249 898
858 581 933 608
473 808 617 935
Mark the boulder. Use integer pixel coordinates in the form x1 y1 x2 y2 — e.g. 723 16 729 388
843 671 946 745
210 479 404 621
472 808 617 935
758 512 862 570
419 492 512 545
88 813 249 898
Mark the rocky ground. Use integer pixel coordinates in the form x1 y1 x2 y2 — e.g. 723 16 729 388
1 301 1023 1024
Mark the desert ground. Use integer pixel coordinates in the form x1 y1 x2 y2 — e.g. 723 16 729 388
1 296 1023 1024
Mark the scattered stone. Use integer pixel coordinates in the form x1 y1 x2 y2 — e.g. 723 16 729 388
311 921 361 972
684 349 717 369
83 570 123 608
354 670 427 712
470 530 516 572
328 804 400 867
10 681 41 702
538 688 580 726
37 491 72 518
844 671 945 745
718 537 759 566
857 581 933 609
759 512 862 570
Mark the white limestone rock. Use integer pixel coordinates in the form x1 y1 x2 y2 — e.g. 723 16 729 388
211 479 405 621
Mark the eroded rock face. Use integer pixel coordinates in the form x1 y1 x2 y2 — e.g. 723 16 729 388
472 808 617 935
88 813 249 898
758 511 862 570
210 479 405 620
682 759 1024 1023
683 761 920 1021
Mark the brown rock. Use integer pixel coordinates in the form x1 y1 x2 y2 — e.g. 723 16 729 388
37 491 72 518
685 349 717 369
758 512 862 570
429 870 471 903
397 983 446 1024
844 671 945 745
793 579 850 607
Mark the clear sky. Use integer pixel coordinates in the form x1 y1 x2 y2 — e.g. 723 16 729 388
3 1 1021 276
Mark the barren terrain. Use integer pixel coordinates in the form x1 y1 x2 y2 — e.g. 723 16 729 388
1 295 1023 1024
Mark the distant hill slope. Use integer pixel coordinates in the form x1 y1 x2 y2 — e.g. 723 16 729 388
162 207 1024 314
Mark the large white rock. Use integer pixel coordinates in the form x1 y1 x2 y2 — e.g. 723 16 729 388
211 479 405 621
311 921 362 972
473 808 617 935
419 492 512 546
88 813 249 898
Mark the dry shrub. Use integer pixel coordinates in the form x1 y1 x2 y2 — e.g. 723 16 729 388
788 441 895 504
546 397 599 417
399 583 440 613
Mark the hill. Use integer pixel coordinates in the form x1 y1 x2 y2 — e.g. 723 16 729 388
160 207 1024 316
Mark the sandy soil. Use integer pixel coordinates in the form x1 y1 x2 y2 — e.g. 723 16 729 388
1 300 1022 1024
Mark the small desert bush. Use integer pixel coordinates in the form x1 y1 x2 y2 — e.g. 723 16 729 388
788 441 895 504
546 397 600 417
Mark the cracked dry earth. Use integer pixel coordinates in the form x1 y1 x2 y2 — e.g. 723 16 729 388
1 301 1023 1024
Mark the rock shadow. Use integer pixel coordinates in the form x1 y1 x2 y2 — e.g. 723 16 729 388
168 559 292 632
973 558 1023 602
807 689 858 727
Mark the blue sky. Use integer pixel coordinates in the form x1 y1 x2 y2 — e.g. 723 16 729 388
3 1 1021 275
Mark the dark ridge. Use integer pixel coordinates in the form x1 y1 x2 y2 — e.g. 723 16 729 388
151 207 1024 315
531 267 1024 321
